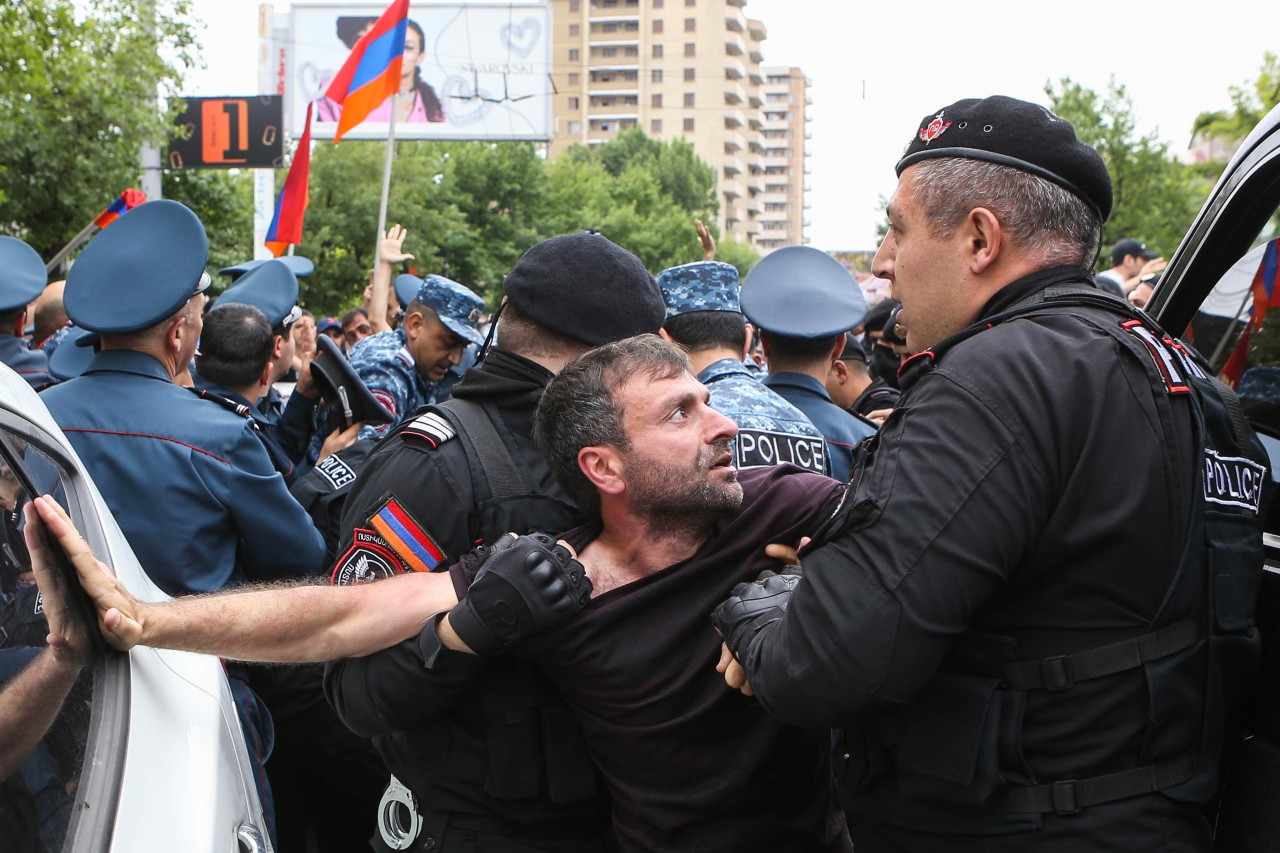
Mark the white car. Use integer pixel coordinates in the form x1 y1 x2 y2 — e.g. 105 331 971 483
0 366 270 853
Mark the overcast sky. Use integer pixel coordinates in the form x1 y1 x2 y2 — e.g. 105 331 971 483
185 0 1277 251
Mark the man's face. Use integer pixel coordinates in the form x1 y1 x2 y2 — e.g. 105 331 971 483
613 370 743 519
343 313 372 348
408 309 466 382
874 167 977 353
1123 253 1146 278
273 329 296 382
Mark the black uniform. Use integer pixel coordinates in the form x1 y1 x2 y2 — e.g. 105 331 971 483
848 377 900 419
323 348 609 852
732 268 1268 850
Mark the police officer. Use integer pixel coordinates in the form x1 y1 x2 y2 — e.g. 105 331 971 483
826 332 900 420
657 260 829 475
40 200 327 843
0 237 52 390
741 245 876 483
346 274 486 441
323 231 667 852
713 95 1268 851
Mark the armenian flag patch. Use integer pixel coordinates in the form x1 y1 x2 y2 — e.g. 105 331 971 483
369 496 448 572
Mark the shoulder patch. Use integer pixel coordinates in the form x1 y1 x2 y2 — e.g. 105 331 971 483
368 495 449 572
331 528 407 586
395 346 415 370
370 388 399 419
401 410 457 449
314 452 358 491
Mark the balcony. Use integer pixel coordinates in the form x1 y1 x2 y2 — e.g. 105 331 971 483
723 108 746 129
588 75 639 91
723 129 746 152
748 18 766 40
726 0 746 6
724 58 746 80
748 69 764 85
724 82 746 105
587 100 639 116
725 32 745 56
721 177 745 199
723 155 744 176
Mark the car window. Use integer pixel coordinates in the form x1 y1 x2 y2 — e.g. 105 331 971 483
0 424 122 853
1180 214 1280 531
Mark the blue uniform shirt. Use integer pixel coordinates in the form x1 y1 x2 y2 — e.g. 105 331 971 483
41 349 325 594
0 335 52 390
347 328 436 441
762 371 875 483
699 358 829 476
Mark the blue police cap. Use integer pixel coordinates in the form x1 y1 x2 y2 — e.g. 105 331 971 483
49 326 97 381
0 237 48 314
657 261 741 318
740 245 867 339
64 200 211 334
394 273 422 309
218 255 314 281
412 275 485 347
309 333 394 429
215 259 301 330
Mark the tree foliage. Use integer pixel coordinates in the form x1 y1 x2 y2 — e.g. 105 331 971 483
0 0 197 258
1046 78 1205 265
1192 51 1280 143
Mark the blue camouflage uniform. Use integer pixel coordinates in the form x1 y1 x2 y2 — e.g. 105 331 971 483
658 260 829 475
0 237 53 391
739 245 875 484
346 274 486 442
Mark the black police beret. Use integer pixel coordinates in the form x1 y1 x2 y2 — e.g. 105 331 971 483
309 334 394 430
65 200 211 334
896 95 1112 221
502 231 665 346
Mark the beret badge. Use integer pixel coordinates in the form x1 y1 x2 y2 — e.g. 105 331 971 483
919 111 951 145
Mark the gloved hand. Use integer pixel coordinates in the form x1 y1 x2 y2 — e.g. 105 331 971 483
448 533 592 656
710 569 801 659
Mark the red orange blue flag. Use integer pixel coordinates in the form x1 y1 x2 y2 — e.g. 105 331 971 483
93 188 147 228
323 0 410 143
265 103 314 257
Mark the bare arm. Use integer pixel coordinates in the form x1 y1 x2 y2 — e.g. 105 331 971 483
368 224 414 334
29 496 459 663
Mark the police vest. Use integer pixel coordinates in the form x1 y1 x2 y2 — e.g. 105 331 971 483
839 285 1268 832
384 397 601 823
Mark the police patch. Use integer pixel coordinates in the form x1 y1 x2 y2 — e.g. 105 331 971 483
371 389 398 418
735 429 827 474
368 496 448 573
314 453 357 491
332 528 407 586
1203 449 1266 514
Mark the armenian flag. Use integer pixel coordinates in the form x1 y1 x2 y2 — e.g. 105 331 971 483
93 188 147 228
323 0 410 143
264 103 314 257
370 498 447 573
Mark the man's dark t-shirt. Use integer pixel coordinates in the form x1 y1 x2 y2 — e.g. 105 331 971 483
511 464 850 853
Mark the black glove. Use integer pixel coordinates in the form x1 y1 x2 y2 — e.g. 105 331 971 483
448 533 592 656
711 569 801 659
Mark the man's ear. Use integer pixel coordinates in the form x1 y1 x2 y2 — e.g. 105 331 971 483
271 333 286 362
966 206 1002 274
579 445 625 497
402 309 424 341
830 358 849 386
657 327 675 344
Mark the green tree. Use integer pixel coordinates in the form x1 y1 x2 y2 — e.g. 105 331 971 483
163 168 254 279
1192 51 1280 144
1046 78 1204 265
0 0 197 259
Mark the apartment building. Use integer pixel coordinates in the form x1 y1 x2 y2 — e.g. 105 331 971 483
548 0 809 251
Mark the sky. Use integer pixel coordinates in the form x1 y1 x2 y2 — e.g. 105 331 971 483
184 0 1277 252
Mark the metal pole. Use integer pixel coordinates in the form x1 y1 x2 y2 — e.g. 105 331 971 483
374 105 399 266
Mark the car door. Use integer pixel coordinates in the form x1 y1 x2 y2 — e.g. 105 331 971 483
1146 101 1280 850
0 366 271 853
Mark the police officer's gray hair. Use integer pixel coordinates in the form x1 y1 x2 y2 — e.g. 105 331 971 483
534 334 690 516
909 159 1102 268
497 301 591 360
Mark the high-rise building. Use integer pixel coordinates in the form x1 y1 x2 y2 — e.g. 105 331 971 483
757 67 810 250
548 0 808 252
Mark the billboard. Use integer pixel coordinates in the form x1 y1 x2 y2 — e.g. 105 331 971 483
287 2 552 141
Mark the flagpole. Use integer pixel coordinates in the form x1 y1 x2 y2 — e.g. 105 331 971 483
374 102 399 266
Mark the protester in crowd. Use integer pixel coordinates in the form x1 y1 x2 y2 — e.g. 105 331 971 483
341 307 372 351
1097 237 1162 296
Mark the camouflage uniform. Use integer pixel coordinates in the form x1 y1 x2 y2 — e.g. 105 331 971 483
658 260 830 476
347 327 436 441
700 357 829 475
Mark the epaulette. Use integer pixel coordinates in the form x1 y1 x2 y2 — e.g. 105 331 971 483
191 387 261 431
400 409 456 450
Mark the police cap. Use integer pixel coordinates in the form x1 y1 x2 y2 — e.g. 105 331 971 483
0 237 48 314
413 275 486 347
49 326 97 381
216 259 302 330
394 273 421 309
740 245 867 340
64 200 211 334
657 261 740 318
502 231 665 346
218 255 315 281
896 95 1112 221
309 333 395 429
1110 238 1157 266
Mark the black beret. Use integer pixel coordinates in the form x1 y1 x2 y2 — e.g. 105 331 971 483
896 95 1112 221
502 231 665 346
